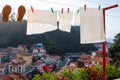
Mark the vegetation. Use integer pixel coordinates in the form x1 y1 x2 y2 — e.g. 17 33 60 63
0 20 97 55
32 64 120 80
108 33 120 67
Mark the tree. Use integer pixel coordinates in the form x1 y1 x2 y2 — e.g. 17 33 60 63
108 33 120 67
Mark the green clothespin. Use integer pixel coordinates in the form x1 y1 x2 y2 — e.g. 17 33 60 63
51 7 54 13
77 9 80 13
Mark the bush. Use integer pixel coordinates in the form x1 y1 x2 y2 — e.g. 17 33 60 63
32 64 120 80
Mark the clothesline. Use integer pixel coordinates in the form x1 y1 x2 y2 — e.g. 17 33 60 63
0 6 120 18
37 0 120 13
0 1 119 14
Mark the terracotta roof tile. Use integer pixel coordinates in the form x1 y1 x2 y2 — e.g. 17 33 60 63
17 51 34 56
0 64 6 68
8 72 20 78
79 54 91 59
9 59 26 65
0 75 12 80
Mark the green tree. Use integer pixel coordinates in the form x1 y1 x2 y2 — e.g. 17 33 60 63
108 33 120 67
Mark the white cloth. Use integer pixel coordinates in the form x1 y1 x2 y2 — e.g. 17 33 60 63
72 12 80 26
80 8 105 44
26 9 57 35
58 12 73 32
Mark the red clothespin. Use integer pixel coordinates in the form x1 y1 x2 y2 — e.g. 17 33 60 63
61 8 64 14
67 8 69 13
84 4 87 11
31 6 34 13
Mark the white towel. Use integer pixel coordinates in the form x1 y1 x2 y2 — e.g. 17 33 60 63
72 12 80 26
58 12 73 32
26 9 57 35
80 8 105 44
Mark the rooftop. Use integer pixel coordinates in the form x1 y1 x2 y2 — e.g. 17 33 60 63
0 74 12 80
17 51 34 56
0 64 6 68
9 59 26 66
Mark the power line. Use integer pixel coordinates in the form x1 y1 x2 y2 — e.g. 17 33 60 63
37 0 120 14
38 0 80 8
37 0 120 18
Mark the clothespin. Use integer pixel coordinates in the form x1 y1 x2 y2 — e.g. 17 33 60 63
31 6 34 13
98 4 101 10
51 7 54 13
67 8 69 13
61 8 64 14
77 9 80 14
84 4 87 11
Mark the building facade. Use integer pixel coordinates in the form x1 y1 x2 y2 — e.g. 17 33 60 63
8 59 26 73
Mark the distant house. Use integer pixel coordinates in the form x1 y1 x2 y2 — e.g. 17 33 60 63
92 50 103 57
33 47 46 57
0 48 16 62
77 59 85 67
31 60 43 72
0 52 9 62
8 72 25 80
79 54 91 60
0 64 7 74
77 53 111 67
17 44 27 51
33 48 39 53
8 59 26 73
16 51 34 67
91 56 111 65
0 54 5 64
0 73 25 80
0 74 12 80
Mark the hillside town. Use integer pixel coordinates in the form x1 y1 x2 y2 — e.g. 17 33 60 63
0 43 113 80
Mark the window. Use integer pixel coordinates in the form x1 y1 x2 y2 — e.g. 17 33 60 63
18 66 22 73
10 66 12 69
13 68 16 70
10 70 12 72
0 70 2 74
9 66 12 72
18 66 21 69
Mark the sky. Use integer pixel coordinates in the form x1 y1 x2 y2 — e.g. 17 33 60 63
0 0 120 40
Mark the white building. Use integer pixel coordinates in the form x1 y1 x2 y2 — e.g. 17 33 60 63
8 59 26 73
0 64 7 74
33 47 46 57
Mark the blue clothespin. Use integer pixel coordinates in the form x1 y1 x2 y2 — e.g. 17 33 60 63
98 4 101 10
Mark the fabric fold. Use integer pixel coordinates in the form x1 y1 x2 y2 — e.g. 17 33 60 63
26 9 57 35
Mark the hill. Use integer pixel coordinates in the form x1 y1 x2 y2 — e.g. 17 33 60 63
0 20 97 55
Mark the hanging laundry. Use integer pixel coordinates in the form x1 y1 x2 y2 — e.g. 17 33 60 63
72 12 80 26
17 5 26 22
2 5 12 22
58 12 73 32
26 9 57 35
80 7 105 44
